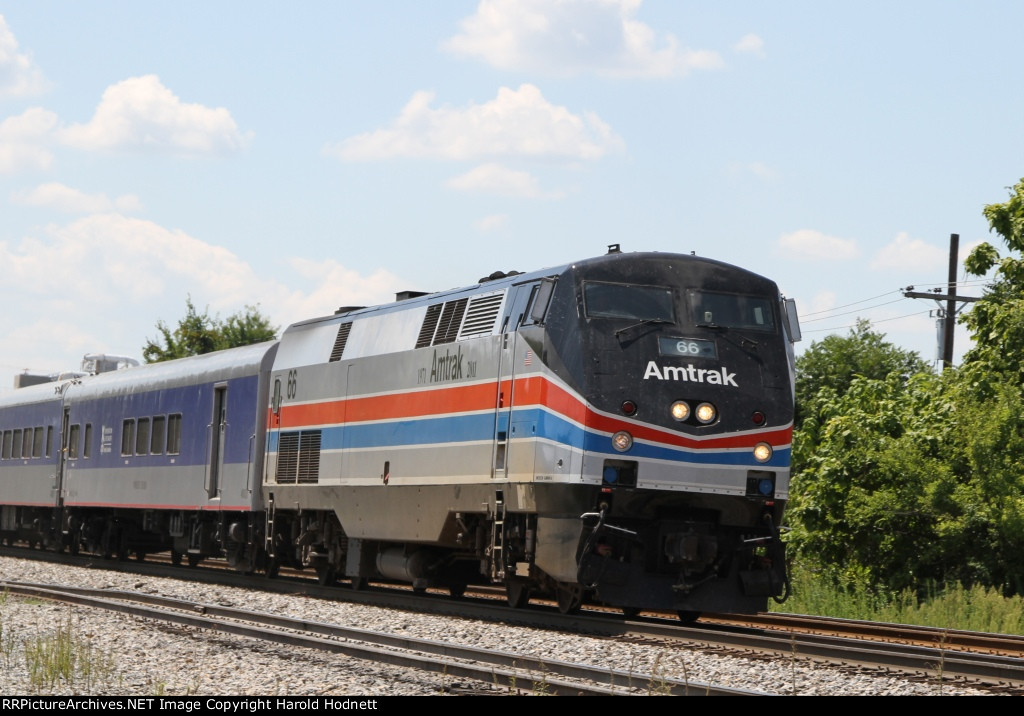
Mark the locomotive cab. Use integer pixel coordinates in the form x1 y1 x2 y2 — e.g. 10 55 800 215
529 252 796 615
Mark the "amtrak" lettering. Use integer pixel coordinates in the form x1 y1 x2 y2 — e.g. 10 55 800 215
643 361 738 387
430 347 464 382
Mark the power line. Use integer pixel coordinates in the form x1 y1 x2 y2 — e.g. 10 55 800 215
800 296 912 323
799 289 905 318
801 308 932 334
801 279 989 322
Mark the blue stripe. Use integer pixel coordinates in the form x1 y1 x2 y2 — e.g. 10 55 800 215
270 406 791 469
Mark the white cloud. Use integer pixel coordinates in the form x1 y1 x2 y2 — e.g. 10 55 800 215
870 231 946 271
725 160 777 180
778 229 859 261
0 107 57 173
808 291 836 315
443 0 722 78
475 214 510 232
326 84 623 162
12 182 143 214
58 75 252 155
0 215 407 386
282 257 406 323
747 162 776 179
0 214 254 303
0 16 48 98
733 33 765 57
447 163 564 198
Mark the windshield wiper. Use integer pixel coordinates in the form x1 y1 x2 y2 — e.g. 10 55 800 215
614 318 673 338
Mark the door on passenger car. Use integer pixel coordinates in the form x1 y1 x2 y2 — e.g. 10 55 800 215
206 383 227 499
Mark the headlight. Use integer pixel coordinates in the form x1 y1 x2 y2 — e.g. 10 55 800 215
753 442 773 463
611 431 633 452
670 401 690 421
695 402 716 424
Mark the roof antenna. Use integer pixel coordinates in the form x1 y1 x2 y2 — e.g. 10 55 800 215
607 243 621 254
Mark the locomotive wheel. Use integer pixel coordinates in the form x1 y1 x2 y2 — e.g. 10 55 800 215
622 607 641 619
316 565 336 585
677 611 701 624
349 576 368 591
448 582 467 599
187 553 201 568
555 583 583 615
171 550 183 566
264 558 281 579
505 579 531 609
100 529 114 559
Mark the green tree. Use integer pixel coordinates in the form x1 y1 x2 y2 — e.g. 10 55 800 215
787 179 1024 599
143 297 278 363
792 319 931 473
795 319 931 421
220 304 280 349
962 177 1024 382
788 368 953 593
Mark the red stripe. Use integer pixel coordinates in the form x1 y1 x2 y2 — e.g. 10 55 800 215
269 373 791 451
275 381 498 427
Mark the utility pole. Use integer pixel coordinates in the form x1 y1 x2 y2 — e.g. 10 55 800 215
902 233 979 370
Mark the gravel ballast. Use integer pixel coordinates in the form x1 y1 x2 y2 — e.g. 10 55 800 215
0 556 996 696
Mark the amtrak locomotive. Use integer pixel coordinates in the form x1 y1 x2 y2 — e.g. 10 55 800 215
0 247 801 618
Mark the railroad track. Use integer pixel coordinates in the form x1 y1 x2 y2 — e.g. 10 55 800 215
4 545 1024 694
702 611 1024 656
0 579 752 696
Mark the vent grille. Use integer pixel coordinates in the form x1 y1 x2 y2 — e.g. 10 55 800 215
328 323 352 362
297 431 321 483
415 291 505 348
415 304 443 348
275 430 322 484
275 433 299 483
434 298 468 344
458 293 504 339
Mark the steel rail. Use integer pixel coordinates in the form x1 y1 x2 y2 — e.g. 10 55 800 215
0 580 757 697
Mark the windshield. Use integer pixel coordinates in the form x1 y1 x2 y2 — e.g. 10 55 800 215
688 290 775 331
583 282 675 322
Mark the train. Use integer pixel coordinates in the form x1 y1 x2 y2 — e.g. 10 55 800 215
0 246 801 619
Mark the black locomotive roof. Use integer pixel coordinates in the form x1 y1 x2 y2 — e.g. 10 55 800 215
283 250 776 334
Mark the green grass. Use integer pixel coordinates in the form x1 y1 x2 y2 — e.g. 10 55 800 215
22 614 118 692
774 563 1024 636
0 601 120 694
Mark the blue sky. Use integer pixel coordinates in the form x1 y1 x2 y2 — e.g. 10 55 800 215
0 1 1018 393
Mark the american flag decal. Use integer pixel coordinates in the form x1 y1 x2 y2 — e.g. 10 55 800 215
524 350 533 366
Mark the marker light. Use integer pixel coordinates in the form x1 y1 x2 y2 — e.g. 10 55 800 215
751 411 766 425
695 402 717 424
753 442 773 463
621 400 638 416
670 401 690 421
611 431 633 452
